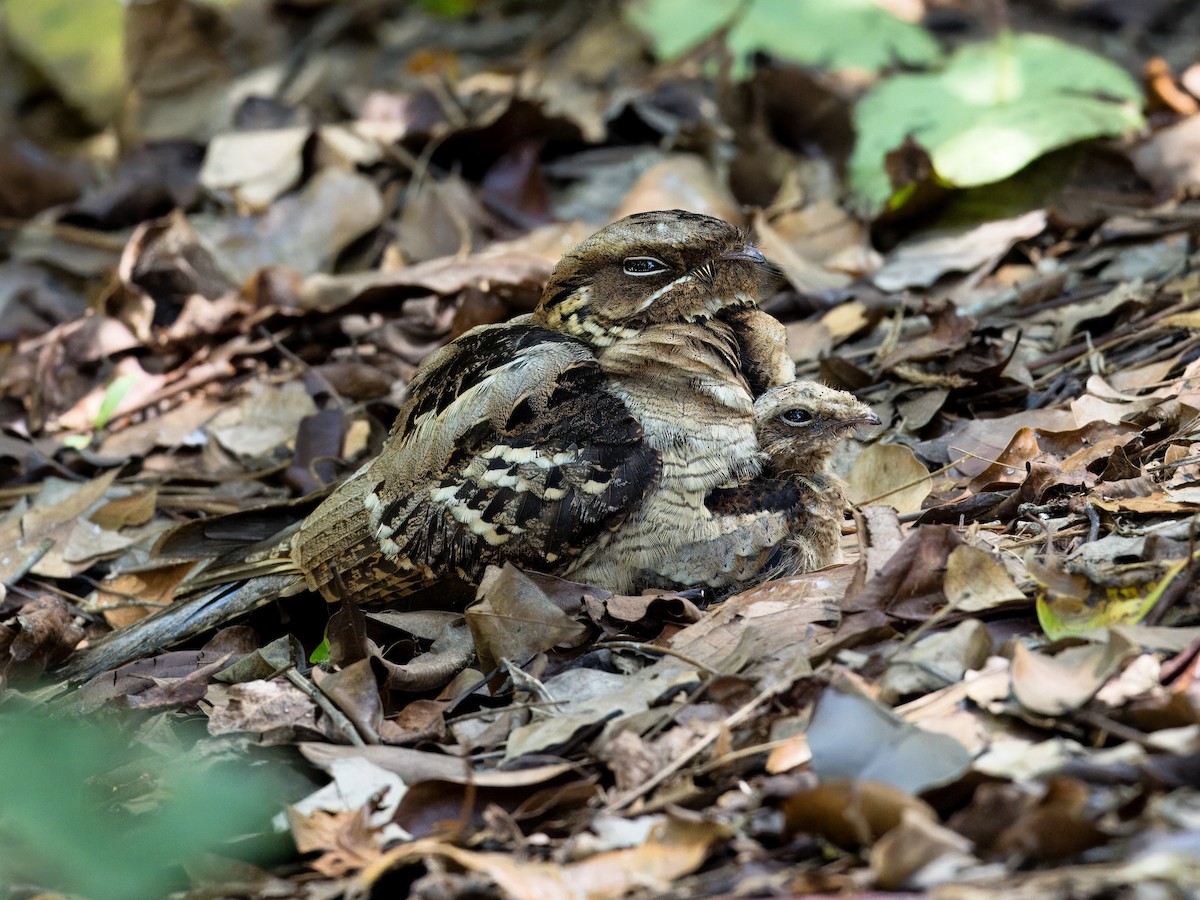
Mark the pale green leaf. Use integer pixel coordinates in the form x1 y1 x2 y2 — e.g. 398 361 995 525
726 0 940 74
1035 558 1185 642
4 0 125 126
625 0 741 61
309 635 331 665
850 32 1144 215
627 0 940 75
0 711 296 899
94 373 138 430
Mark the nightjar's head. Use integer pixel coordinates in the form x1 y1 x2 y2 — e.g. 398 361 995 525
755 381 880 473
532 209 771 345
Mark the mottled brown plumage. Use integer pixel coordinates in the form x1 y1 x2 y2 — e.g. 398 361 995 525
754 381 880 573
61 210 798 679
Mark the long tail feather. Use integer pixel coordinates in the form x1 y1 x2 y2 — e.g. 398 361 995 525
56 573 303 682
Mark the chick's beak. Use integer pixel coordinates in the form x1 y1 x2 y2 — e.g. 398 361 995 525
829 409 880 434
848 411 882 430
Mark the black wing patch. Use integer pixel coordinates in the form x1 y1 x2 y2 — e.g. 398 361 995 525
396 324 587 437
299 325 661 603
393 359 660 583
705 477 801 518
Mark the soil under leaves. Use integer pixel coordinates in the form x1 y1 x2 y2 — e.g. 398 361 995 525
2 2 1200 898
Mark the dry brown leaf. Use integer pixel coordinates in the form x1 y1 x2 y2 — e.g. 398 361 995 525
946 409 1080 481
1130 113 1200 199
564 817 727 898
207 380 316 460
299 250 553 315
870 807 979 890
669 567 847 673
845 525 963 622
199 168 385 281
3 594 84 675
872 210 1047 291
0 137 83 219
753 208 854 292
1090 493 1200 514
820 300 871 343
846 443 932 513
0 469 119 582
290 807 382 878
763 199 877 276
895 656 1010 755
98 394 223 458
378 618 475 693
781 780 935 849
301 743 577 788
993 776 1111 863
89 488 157 530
205 677 322 737
943 545 1026 613
391 173 486 264
123 0 235 142
1010 632 1138 717
466 563 591 682
878 618 993 703
198 127 310 211
312 659 385 740
614 154 744 225
504 661 695 759
56 357 168 433
358 817 724 900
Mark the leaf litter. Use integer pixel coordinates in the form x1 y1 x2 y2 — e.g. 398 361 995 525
2 1 1200 898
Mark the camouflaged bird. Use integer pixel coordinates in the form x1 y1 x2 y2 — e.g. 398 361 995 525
753 380 880 573
61 210 799 680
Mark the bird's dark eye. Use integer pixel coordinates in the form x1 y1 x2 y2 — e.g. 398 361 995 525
622 256 669 276
781 408 814 426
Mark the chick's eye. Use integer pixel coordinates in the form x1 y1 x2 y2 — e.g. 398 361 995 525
623 256 669 276
781 408 814 426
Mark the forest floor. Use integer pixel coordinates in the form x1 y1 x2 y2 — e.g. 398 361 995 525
2 1 1200 898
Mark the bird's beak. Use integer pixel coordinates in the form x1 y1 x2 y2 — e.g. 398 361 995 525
844 411 882 430
719 245 766 264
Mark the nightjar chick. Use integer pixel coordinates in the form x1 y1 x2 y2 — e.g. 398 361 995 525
753 380 881 573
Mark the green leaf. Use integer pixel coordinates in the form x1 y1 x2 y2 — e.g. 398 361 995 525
726 0 940 74
627 0 941 75
850 32 1144 215
1036 558 1185 641
94 373 138 430
4 0 125 126
415 0 479 16
309 635 331 665
626 0 741 61
0 711 295 899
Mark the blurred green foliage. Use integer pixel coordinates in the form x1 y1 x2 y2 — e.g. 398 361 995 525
627 0 940 75
627 2 1143 217
415 0 480 17
0 709 296 899
850 32 1144 214
4 0 125 125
